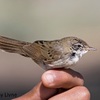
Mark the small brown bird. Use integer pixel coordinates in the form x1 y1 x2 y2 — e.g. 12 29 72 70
0 35 96 70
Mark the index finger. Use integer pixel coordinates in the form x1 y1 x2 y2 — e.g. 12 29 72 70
42 69 84 89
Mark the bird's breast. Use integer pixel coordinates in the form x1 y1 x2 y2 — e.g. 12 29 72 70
42 55 79 70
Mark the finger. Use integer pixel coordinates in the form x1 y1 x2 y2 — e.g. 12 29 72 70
12 82 57 100
42 69 84 89
49 86 90 100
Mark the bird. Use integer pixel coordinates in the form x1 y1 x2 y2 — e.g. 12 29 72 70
0 35 96 70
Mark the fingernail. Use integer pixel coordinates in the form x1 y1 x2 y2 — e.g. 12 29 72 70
45 73 56 84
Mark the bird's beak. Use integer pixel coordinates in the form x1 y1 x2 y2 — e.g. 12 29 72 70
87 47 96 51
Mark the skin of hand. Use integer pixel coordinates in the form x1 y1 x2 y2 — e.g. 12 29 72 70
12 69 90 100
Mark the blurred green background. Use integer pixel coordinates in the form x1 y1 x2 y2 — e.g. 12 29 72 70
0 0 99 100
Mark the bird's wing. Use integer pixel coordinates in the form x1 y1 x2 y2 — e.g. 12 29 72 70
23 40 69 64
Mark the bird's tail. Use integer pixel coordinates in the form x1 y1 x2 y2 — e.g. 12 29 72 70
0 35 30 57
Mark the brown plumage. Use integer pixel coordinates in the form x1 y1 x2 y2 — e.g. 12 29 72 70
0 35 95 70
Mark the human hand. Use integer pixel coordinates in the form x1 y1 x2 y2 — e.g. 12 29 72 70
13 69 90 100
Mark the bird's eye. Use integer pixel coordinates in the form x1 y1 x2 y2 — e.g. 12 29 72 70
72 44 82 50
77 44 81 48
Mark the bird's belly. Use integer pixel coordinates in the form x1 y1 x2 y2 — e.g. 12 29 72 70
38 56 79 70
49 56 79 69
